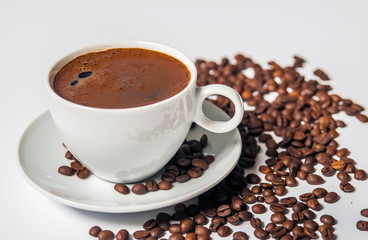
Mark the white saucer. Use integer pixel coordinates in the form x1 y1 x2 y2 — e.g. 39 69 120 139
18 101 242 213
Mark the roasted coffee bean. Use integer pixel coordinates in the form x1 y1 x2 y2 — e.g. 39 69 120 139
306 174 325 185
361 208 368 217
250 217 262 228
184 232 196 240
340 181 355 192
176 174 191 183
312 187 328 198
238 210 253 221
114 183 130 194
200 134 208 146
177 158 191 167
217 225 232 237
65 150 73 160
180 218 195 233
172 211 189 221
300 164 314 173
193 213 208 225
314 69 329 80
307 199 323 211
280 234 293 240
89 226 101 237
158 221 170 231
97 230 114 240
345 163 356 173
190 142 202 153
203 155 215 164
265 222 276 232
355 169 367 180
116 229 129 240
318 224 334 240
132 183 147 195
292 226 305 238
262 188 273 197
143 219 158 230
246 173 261 184
187 167 202 178
231 199 245 211
274 185 287 196
252 204 267 214
175 203 186 213
146 179 158 192
292 202 308 212
243 193 257 204
331 161 346 171
195 225 210 236
149 227 164 238
158 181 172 190
270 203 286 213
169 233 185 240
76 167 90 179
320 215 336 225
156 212 171 222
270 213 286 224
299 192 315 202
191 158 208 170
297 170 308 180
291 211 305 223
217 204 231 217
251 185 262 194
58 166 75 176
283 220 296 231
259 182 273 189
264 195 279 204
233 231 249 240
304 219 319 231
279 197 297 206
324 192 339 203
271 226 287 238
304 227 317 238
302 209 316 219
169 224 182 234
357 113 368 123
227 214 241 225
70 160 84 170
357 220 368 231
337 171 350 182
204 208 217 218
253 228 269 239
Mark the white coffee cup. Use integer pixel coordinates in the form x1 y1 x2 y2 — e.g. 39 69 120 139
46 41 244 183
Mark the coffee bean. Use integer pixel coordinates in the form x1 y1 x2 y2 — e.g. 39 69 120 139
217 225 232 237
264 195 279 204
318 224 334 240
324 192 339 203
265 222 276 232
158 221 170 231
270 213 286 224
227 215 241 225
331 160 346 171
274 185 287 196
180 218 195 233
146 179 158 192
70 160 84 170
245 173 261 184
243 193 257 204
354 169 367 180
357 220 368 231
251 185 262 194
76 167 90 179
320 215 336 225
299 192 315 202
252 204 267 214
191 158 208 170
195 225 210 236
337 171 350 182
202 155 215 164
65 150 73 160
271 226 287 238
253 228 269 239
176 174 191 183
297 170 308 180
217 204 231 217
312 187 328 198
58 166 75 176
193 213 208 225
345 163 356 173
279 197 297 206
114 183 130 194
156 212 171 222
174 204 186 212
169 224 182 234
357 113 368 123
116 229 129 240
291 211 305 223
292 226 305 238
200 134 208 147
282 220 296 231
340 181 355 192
250 217 262 228
238 210 253 221
89 226 101 237
261 188 273 197
187 167 202 178
233 231 249 240
149 227 164 238
270 203 286 213
306 174 325 185
361 209 368 217
172 211 189 221
304 219 319 231
158 181 172 190
292 202 308 212
169 233 185 240
304 227 317 238
132 183 147 195
307 199 323 211
203 208 217 218
143 219 158 230
97 230 114 240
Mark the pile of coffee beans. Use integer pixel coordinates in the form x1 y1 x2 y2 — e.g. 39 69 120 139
59 134 215 195
85 54 367 239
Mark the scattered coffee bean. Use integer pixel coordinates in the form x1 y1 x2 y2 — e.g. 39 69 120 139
307 199 323 211
320 215 336 225
357 220 368 231
246 173 261 184
361 209 368 217
195 225 210 236
89 226 101 237
253 228 269 239
355 169 367 180
169 233 185 240
158 181 172 190
65 150 73 160
252 204 267 214
250 217 263 228
217 225 232 237
340 181 355 192
306 174 325 185
146 179 158 192
116 229 129 240
132 183 147 195
114 183 130 195
169 224 182 234
312 187 328 198
324 192 339 203
97 230 114 240
270 213 286 224
58 166 75 176
233 231 249 240
149 227 163 238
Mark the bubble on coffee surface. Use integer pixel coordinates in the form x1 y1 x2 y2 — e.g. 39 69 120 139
78 71 93 78
70 80 78 86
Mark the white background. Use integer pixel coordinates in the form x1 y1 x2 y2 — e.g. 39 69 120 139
1 0 368 239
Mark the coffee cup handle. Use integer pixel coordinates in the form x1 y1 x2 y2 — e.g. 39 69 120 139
194 84 244 133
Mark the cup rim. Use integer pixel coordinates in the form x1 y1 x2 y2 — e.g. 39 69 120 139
46 40 197 112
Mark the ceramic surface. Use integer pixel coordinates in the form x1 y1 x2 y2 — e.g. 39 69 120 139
18 101 242 213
